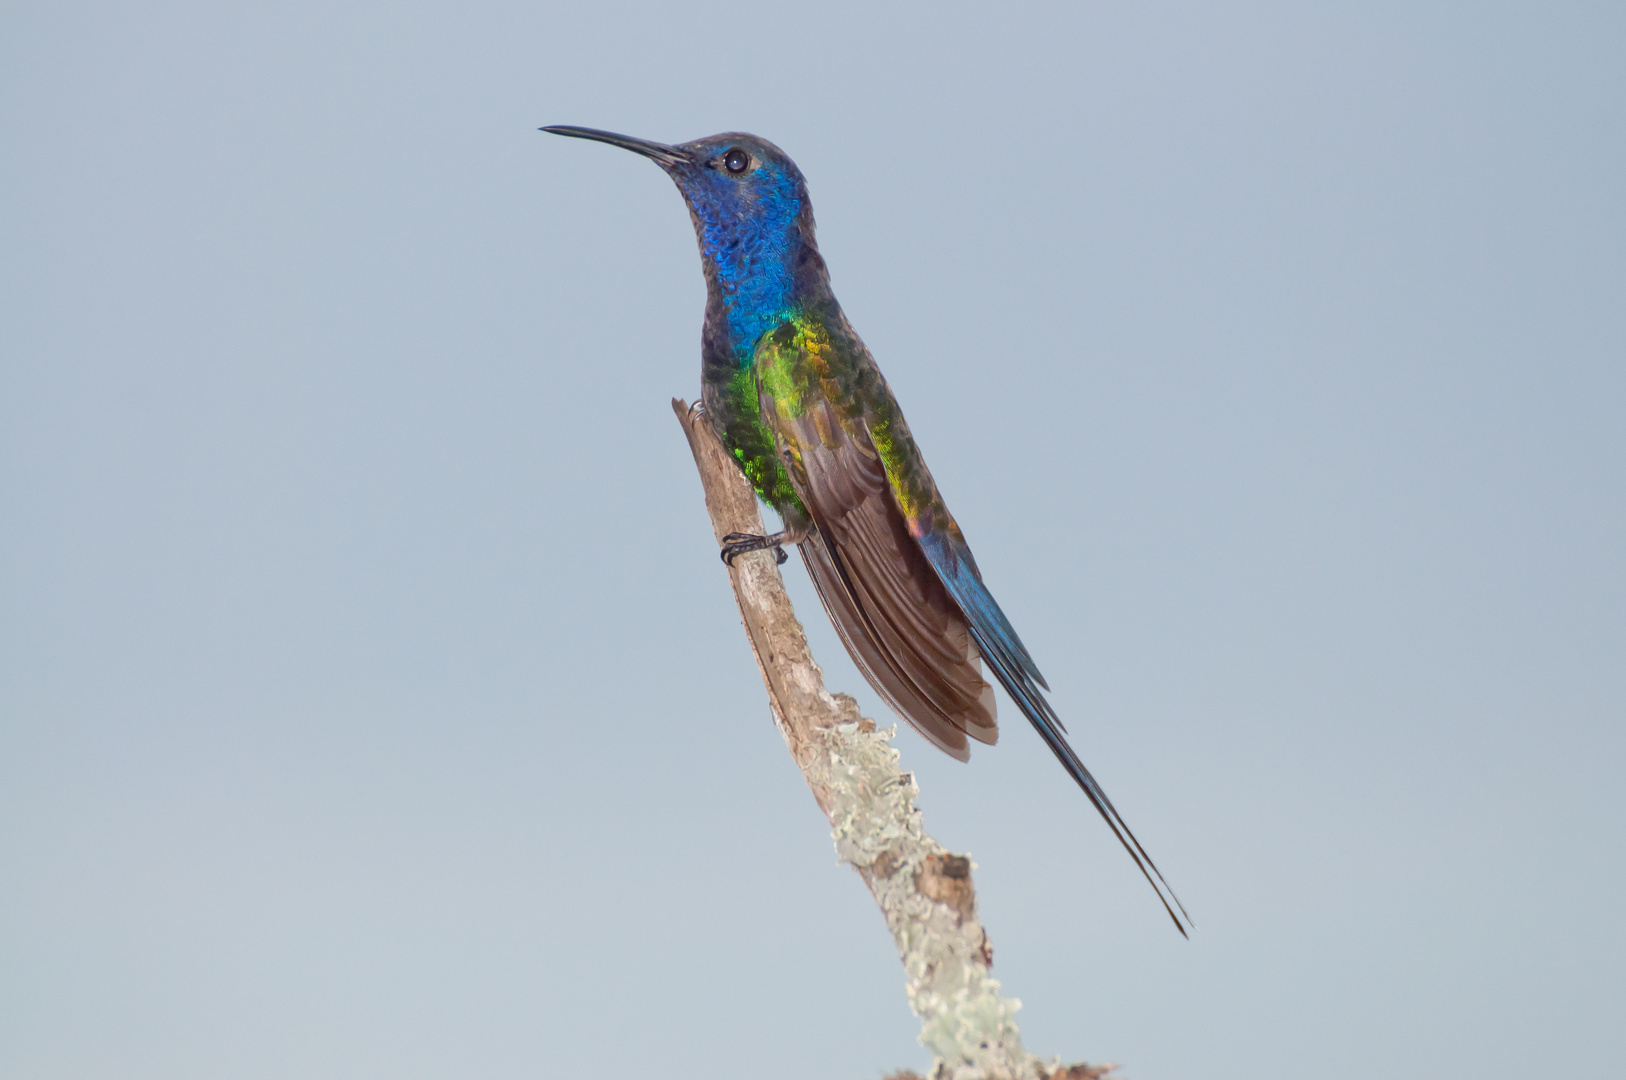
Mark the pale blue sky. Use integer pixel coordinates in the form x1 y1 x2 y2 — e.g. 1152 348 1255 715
3 3 1623 1078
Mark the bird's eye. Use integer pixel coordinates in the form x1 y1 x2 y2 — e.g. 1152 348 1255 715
723 148 750 174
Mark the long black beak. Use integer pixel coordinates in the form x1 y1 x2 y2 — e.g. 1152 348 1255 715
540 125 690 168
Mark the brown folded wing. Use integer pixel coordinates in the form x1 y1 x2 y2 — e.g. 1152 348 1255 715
783 401 998 759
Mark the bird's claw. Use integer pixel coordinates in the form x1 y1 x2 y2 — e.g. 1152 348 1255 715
720 531 788 566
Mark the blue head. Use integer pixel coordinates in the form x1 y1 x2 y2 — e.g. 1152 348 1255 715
544 126 831 365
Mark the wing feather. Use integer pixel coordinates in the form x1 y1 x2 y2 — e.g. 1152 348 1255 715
781 402 999 752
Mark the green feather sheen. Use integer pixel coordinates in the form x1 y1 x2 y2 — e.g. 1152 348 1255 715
722 357 801 511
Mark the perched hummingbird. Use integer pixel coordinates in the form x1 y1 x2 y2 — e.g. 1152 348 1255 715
543 126 1191 936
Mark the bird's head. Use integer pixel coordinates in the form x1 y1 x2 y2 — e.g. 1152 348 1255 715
543 126 826 323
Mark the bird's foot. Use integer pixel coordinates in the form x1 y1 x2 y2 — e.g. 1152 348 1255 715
721 530 791 566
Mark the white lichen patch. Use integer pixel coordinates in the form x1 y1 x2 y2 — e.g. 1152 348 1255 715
819 720 1046 1080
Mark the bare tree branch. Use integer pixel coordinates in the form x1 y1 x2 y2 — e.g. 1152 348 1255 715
672 400 1115 1080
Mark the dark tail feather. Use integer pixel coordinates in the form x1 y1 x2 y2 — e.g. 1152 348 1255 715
974 629 1194 938
913 531 1192 936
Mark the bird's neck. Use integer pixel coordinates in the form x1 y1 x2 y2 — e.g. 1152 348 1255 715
692 203 831 368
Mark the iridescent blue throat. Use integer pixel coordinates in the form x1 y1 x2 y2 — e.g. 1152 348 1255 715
687 167 804 366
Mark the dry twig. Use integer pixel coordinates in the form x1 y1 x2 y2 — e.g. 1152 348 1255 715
672 400 1115 1080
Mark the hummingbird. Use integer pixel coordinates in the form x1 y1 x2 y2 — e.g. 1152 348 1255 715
543 126 1191 937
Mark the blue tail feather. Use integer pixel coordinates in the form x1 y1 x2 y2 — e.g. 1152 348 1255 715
917 530 1194 937
918 532 1049 692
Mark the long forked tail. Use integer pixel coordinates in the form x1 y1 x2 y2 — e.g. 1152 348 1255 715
918 532 1195 938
